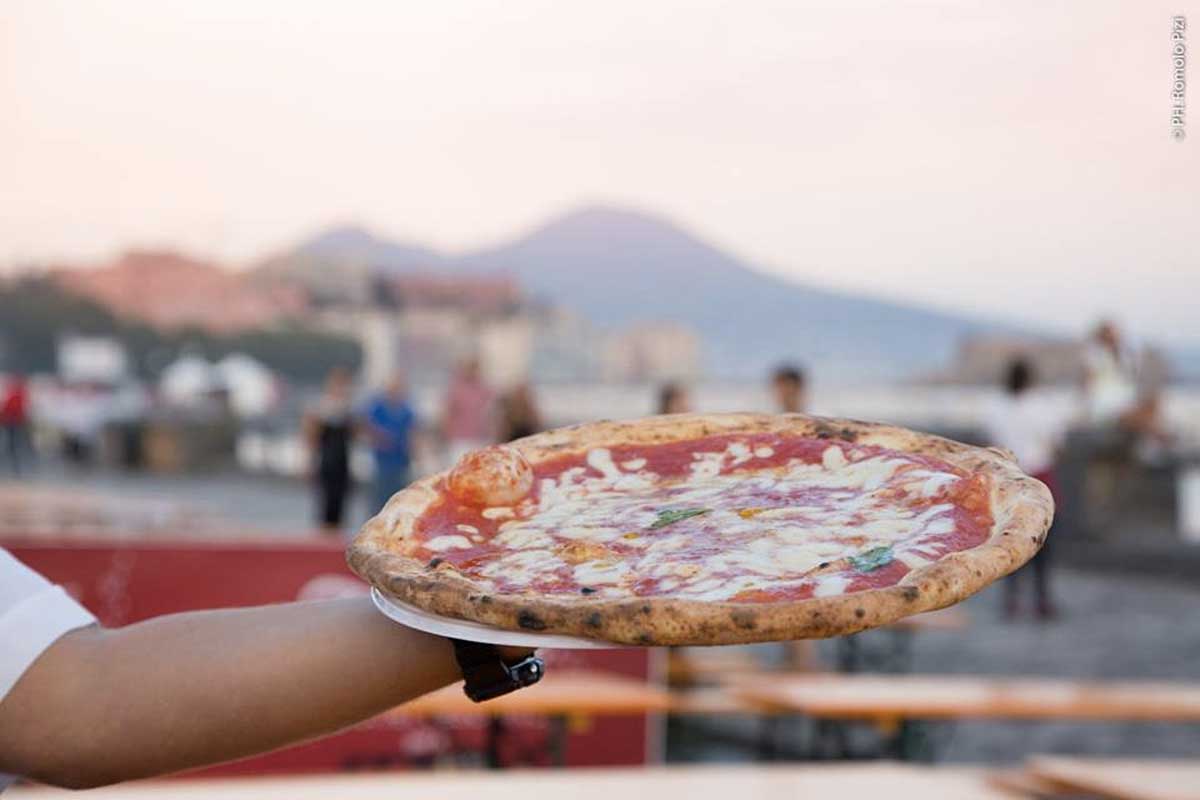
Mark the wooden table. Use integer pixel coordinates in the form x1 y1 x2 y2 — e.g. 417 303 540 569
1025 756 1200 800
8 764 1012 799
392 669 672 718
388 670 672 767
732 674 1200 722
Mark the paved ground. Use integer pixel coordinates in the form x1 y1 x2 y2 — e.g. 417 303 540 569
2 468 362 538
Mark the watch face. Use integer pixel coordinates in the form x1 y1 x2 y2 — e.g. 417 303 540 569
510 655 544 687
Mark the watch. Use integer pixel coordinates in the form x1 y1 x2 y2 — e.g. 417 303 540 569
450 639 544 702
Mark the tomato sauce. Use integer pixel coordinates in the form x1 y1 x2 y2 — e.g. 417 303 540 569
412 432 993 601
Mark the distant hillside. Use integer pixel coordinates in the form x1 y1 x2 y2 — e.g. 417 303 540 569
54 250 305 334
0 277 360 382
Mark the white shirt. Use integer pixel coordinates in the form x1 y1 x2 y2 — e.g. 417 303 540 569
984 392 1066 476
0 548 97 790
1083 343 1137 423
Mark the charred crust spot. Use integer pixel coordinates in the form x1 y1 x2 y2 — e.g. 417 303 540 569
816 430 833 440
427 557 443 569
838 427 858 441
810 610 822 619
586 612 603 628
517 610 547 630
479 595 493 604
854 607 866 619
580 587 597 595
641 604 652 615
901 586 920 602
730 610 757 630
818 561 831 569
636 633 655 645
974 570 983 578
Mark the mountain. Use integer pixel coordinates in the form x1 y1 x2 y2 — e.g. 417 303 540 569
286 225 444 270
252 225 444 305
260 207 1018 381
451 206 1002 380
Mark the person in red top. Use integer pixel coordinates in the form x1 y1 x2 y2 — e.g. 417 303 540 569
1 374 31 476
440 357 495 464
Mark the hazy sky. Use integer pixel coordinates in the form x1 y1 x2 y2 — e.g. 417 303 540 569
4 1 1198 344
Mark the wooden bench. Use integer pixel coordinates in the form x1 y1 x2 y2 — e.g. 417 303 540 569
730 674 1200 760
731 674 1200 723
1022 756 1200 800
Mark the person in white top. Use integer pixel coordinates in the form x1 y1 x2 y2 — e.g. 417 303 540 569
984 358 1065 621
1081 320 1137 425
0 548 528 790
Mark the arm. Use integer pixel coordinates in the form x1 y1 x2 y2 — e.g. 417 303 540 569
302 412 319 477
0 598 464 789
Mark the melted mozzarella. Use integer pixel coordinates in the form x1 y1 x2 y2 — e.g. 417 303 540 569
574 560 631 586
459 442 971 601
425 534 473 551
586 448 622 480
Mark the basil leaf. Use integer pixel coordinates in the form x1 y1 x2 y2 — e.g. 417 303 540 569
850 545 894 572
649 508 710 529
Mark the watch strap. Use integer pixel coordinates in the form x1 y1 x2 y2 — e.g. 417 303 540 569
450 639 544 702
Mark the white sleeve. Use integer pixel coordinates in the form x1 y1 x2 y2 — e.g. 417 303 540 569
0 548 97 703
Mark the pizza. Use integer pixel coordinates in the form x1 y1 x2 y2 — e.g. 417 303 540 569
348 413 1052 645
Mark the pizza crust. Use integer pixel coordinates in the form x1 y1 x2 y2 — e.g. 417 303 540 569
347 413 1053 646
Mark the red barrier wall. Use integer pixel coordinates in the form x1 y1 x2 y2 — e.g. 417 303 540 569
4 537 655 775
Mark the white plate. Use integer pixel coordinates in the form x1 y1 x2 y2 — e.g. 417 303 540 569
370 587 619 649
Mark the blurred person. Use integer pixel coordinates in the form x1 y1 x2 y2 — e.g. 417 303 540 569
1119 387 1177 466
1060 321 1143 540
657 382 691 415
0 375 31 476
361 372 418 514
1082 319 1137 424
984 358 1063 620
441 357 494 463
496 382 542 442
57 383 105 469
0 547 533 790
304 368 356 534
770 364 807 414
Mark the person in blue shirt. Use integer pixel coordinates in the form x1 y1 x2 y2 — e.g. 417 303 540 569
361 372 418 514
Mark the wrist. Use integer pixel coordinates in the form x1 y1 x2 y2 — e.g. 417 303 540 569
497 645 536 661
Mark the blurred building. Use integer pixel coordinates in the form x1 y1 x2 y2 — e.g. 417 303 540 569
53 250 306 333
314 271 621 389
934 334 1173 388
602 322 702 383
57 335 129 384
925 335 1082 386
